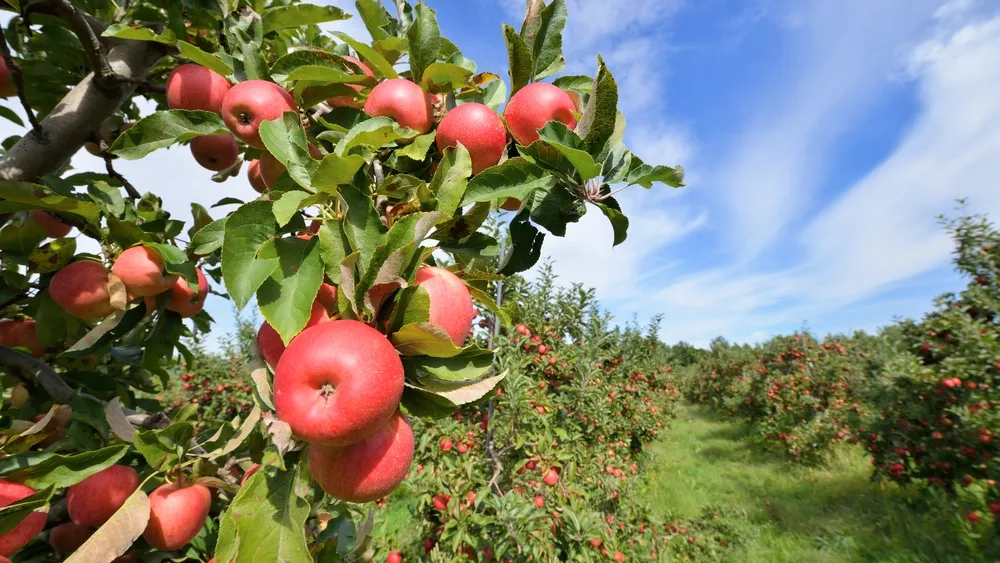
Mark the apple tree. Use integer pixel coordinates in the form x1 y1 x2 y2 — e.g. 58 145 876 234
0 0 684 561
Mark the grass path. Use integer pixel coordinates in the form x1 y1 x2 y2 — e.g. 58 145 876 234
645 404 982 563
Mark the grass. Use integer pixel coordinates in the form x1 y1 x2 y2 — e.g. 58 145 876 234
645 404 985 563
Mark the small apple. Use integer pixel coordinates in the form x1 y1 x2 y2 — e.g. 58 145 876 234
0 319 45 357
48 522 93 554
247 159 268 193
0 480 46 556
414 266 475 346
29 211 72 238
190 134 239 171
67 465 140 527
274 320 404 445
503 82 577 146
112 246 178 297
221 80 297 148
435 103 507 174
49 260 115 320
363 79 433 134
165 268 209 318
309 411 414 502
142 481 211 551
166 64 232 113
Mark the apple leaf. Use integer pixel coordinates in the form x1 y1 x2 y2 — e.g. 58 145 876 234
528 182 586 236
177 41 233 76
0 182 102 227
2 445 128 489
421 62 474 93
257 237 324 345
317 221 351 284
270 49 346 85
261 4 348 34
102 24 177 44
503 24 532 95
189 217 228 255
626 156 686 188
260 112 319 190
333 32 398 79
403 346 495 383
427 145 472 216
109 110 230 160
285 65 370 84
500 214 545 276
461 158 557 206
388 285 432 334
272 191 319 228
134 423 193 470
0 485 53 535
391 323 463 358
576 55 619 156
593 198 629 246
222 201 280 310
537 122 602 181
335 117 419 157
467 285 511 327
312 154 367 194
340 184 388 267
407 3 441 88
394 132 437 162
65 488 150 563
356 0 395 41
525 0 567 80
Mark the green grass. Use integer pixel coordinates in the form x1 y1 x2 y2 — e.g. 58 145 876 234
645 404 984 563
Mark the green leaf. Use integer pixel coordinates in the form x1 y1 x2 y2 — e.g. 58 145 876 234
393 132 436 162
333 32 398 79
189 217 227 255
391 323 463 358
3 445 128 489
272 191 317 227
529 183 586 236
499 214 544 275
421 62 473 93
258 237 324 345
232 28 269 81
0 182 102 227
317 221 351 285
525 0 567 80
259 112 319 189
222 201 280 310
407 3 441 86
63 305 146 356
110 110 229 160
537 122 602 180
102 24 177 44
270 50 346 85
576 55 619 155
0 105 23 127
215 462 312 563
460 158 556 206
593 199 629 246
626 157 685 188
402 346 494 383
134 423 193 470
262 3 349 34
340 185 387 268
402 371 505 413
503 24 532 95
286 66 369 84
467 285 511 327
0 219 44 256
387 285 431 334
427 144 472 216
335 117 418 157
356 0 395 41
552 74 593 93
312 154 366 195
0 486 52 535
177 41 233 76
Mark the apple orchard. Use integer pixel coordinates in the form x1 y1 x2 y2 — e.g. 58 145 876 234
0 1 685 562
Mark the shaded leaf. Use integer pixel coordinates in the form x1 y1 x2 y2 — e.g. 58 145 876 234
110 110 229 160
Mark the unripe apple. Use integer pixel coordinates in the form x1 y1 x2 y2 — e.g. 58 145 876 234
414 266 475 346
112 246 178 297
29 210 72 238
0 480 46 556
221 80 297 149
247 159 267 193
363 79 433 134
190 134 239 171
436 103 507 174
274 320 404 446
0 319 45 357
166 64 232 113
166 268 209 318
67 465 140 527
48 522 93 554
256 299 330 370
50 260 115 320
503 83 577 146
309 411 413 502
0 57 14 98
259 144 323 188
143 482 211 551
328 55 374 108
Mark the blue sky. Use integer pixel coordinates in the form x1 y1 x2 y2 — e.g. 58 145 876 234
5 0 1000 349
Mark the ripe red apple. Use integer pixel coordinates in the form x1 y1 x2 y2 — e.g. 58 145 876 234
50 260 115 320
0 480 46 556
414 266 475 346
67 465 139 527
274 320 404 445
247 159 267 193
166 268 209 318
432 493 450 511
328 55 374 108
165 64 232 113
190 134 239 171
439 438 453 452
0 319 45 357
309 411 414 502
256 299 330 370
48 522 93 554
533 495 545 508
503 83 577 146
221 80 297 149
436 103 507 174
112 246 178 297
29 210 71 238
543 469 559 486
363 79 433 134
143 482 211 551
0 57 14 98
316 281 339 316
259 144 323 188
387 552 403 563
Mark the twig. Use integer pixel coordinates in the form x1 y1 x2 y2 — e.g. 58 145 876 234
50 0 117 92
114 0 130 24
135 81 166 95
0 24 41 132
103 152 141 199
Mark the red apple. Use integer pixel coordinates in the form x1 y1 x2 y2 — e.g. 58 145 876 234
143 482 211 551
274 320 404 445
165 64 232 113
48 522 93 554
363 79 433 134
256 299 330 370
259 144 323 188
29 210 72 238
414 266 475 346
432 493 450 511
240 464 261 486
533 496 544 508
112 246 178 297
436 103 507 174
0 480 46 556
166 268 209 318
221 80 297 149
328 55 375 108
0 57 14 98
543 469 559 486
503 83 577 146
309 411 414 502
316 282 339 316
247 159 267 193
190 134 239 171
0 319 45 357
67 465 140 527
387 552 403 563
50 260 115 320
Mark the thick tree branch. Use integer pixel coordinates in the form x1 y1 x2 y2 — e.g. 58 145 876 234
0 25 41 132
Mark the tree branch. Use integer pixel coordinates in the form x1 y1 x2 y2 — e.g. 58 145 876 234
49 0 117 92
102 151 140 199
0 24 41 132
